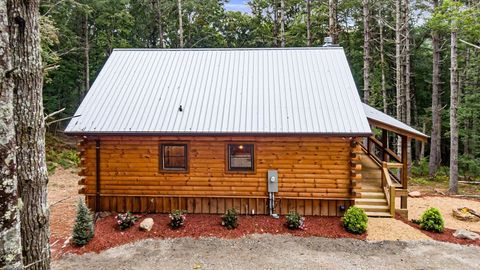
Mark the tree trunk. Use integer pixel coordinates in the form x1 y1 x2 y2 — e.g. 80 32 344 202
0 0 23 268
177 0 184 48
306 0 312 46
8 0 51 269
152 0 164 48
449 18 459 194
420 122 426 158
395 0 403 154
280 0 285 47
328 0 337 44
83 11 89 98
273 0 278 47
379 7 387 113
428 0 442 177
404 0 412 174
362 0 370 104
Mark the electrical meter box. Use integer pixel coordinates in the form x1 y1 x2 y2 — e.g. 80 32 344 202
267 170 278 192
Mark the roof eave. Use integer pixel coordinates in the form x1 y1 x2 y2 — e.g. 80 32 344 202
64 131 373 138
367 118 429 141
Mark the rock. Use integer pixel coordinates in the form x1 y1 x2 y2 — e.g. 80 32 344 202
408 191 422 198
453 229 480 240
96 211 111 219
140 218 154 231
452 208 480 222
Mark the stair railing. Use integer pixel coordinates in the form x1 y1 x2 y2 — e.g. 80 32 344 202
381 161 396 217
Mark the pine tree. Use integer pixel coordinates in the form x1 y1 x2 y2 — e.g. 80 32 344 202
72 199 94 246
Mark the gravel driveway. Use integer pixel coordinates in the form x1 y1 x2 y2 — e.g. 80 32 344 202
53 234 480 270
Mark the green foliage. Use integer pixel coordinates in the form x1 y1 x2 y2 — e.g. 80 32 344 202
419 208 444 233
342 206 368 234
285 211 305 230
72 199 94 246
411 158 429 177
459 155 480 180
115 212 138 230
47 149 80 173
169 210 187 229
221 208 239 229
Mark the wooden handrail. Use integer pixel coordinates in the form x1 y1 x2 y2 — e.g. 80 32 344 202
360 143 401 185
382 162 396 217
386 162 403 169
368 136 401 162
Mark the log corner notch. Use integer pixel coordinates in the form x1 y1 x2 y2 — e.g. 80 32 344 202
350 138 363 198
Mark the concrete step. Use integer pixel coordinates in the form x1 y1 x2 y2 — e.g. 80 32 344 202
356 204 390 212
360 192 385 199
355 198 388 206
365 211 392 218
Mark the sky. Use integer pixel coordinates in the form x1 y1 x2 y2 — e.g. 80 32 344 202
224 0 251 13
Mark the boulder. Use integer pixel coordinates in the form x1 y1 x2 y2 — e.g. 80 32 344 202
453 229 480 240
140 218 154 231
408 191 422 198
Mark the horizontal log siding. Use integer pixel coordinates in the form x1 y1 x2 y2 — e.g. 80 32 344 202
78 136 354 216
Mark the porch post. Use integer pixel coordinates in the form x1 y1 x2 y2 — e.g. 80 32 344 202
401 135 408 209
382 129 388 161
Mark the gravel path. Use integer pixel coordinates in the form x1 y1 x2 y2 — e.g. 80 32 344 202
366 218 431 241
53 235 480 270
409 197 480 232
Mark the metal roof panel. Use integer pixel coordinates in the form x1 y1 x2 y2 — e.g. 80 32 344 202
66 47 372 135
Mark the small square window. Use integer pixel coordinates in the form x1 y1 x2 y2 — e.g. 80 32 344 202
160 144 187 171
227 144 254 172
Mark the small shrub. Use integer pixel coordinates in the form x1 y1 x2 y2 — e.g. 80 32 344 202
221 208 239 229
169 210 187 229
419 207 444 232
411 219 421 225
115 212 138 230
342 206 368 234
72 199 94 246
285 211 305 230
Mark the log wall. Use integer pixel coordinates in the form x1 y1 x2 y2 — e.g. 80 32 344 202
78 135 356 216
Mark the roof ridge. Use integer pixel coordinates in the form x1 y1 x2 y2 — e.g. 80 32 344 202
112 47 344 52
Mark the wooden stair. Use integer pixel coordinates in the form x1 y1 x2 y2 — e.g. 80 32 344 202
355 154 392 218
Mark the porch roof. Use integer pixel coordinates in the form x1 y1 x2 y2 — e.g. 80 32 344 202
362 103 428 141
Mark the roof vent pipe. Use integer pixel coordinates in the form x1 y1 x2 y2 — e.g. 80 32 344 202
323 36 333 47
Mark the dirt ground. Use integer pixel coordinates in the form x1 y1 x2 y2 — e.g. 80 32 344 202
408 196 480 232
49 167 82 240
366 218 431 241
52 234 480 270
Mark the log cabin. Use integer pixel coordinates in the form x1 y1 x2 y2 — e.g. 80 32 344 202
65 47 427 218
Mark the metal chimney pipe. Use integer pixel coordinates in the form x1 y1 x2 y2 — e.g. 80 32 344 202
323 36 333 47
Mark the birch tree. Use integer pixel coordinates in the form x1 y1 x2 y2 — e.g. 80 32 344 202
8 0 51 268
0 0 23 268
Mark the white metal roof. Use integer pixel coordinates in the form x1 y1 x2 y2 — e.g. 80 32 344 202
362 103 428 140
65 47 372 135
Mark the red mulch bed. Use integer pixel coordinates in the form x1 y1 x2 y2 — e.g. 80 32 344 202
51 214 364 259
396 214 480 247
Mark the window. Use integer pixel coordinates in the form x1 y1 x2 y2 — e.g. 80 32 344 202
227 144 254 172
160 144 188 171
